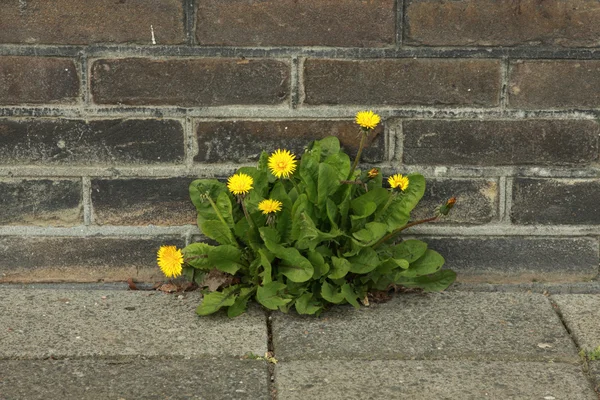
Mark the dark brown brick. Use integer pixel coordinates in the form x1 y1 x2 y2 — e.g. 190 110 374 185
0 57 78 105
405 0 600 47
512 178 600 225
412 179 498 224
304 59 501 106
91 58 290 106
509 61 600 109
0 179 82 226
0 0 184 45
403 120 599 166
196 0 394 47
91 178 195 226
0 119 184 165
0 236 185 283
195 120 385 163
423 237 599 283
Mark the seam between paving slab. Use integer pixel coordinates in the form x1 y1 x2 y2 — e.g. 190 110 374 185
549 296 600 398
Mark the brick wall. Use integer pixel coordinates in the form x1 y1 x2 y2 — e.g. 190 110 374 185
1 0 599 284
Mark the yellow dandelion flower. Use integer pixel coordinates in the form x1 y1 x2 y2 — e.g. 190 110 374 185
227 173 254 196
258 199 283 215
367 168 379 179
388 174 409 191
157 245 183 278
355 110 381 130
268 149 297 179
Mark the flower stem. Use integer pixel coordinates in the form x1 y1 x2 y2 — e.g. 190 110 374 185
373 216 439 249
206 196 228 227
348 131 367 180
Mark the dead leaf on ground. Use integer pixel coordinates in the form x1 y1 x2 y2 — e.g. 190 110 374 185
201 268 236 292
127 278 138 290
156 283 178 293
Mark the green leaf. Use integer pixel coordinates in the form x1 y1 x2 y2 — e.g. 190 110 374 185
379 174 426 231
392 240 428 263
182 266 205 285
400 249 445 278
329 256 351 279
189 179 230 225
321 280 345 304
227 287 256 318
258 226 281 244
256 282 291 310
341 283 360 309
348 247 380 274
318 136 341 160
351 188 390 217
324 152 351 181
260 227 314 282
216 192 235 228
294 212 342 251
182 242 215 270
237 167 269 198
295 293 322 315
196 289 236 316
397 269 456 292
200 220 236 246
307 249 330 279
258 248 273 285
326 198 339 229
208 245 245 275
317 163 340 207
352 222 387 245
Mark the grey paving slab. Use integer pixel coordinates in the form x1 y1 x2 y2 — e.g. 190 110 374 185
275 360 597 400
553 295 600 351
0 289 267 359
272 292 578 362
0 359 270 400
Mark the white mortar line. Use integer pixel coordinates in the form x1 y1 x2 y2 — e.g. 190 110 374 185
2 164 600 179
503 177 514 224
498 176 507 223
0 225 199 237
408 224 600 237
82 177 93 225
1 105 599 119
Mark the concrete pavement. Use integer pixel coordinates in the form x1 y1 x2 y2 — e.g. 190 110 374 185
0 287 598 399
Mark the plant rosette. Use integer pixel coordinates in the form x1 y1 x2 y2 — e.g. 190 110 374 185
157 111 457 317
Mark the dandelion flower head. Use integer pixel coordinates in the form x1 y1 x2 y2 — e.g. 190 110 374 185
388 174 409 191
355 110 381 130
258 199 283 215
227 173 254 195
268 149 297 179
157 245 183 278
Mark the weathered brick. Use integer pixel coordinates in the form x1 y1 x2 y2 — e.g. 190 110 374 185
196 0 394 47
91 178 195 226
304 59 501 106
195 120 385 163
403 120 599 166
0 236 184 283
0 179 82 226
512 178 600 225
405 0 600 47
509 61 600 109
422 237 599 283
0 119 184 165
91 58 290 106
412 179 498 224
0 0 184 45
0 57 78 105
